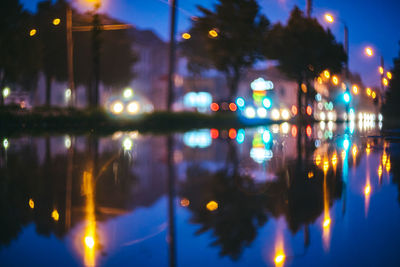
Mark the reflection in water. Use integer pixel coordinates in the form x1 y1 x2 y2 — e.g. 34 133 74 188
1 121 400 266
82 170 97 267
273 219 286 267
322 157 331 251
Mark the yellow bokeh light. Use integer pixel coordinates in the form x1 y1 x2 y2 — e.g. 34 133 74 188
317 77 323 84
386 158 391 172
352 145 357 158
372 91 377 99
323 160 329 173
366 88 371 96
364 185 371 195
365 47 374 57
341 150 346 160
323 70 330 79
208 29 218 38
206 200 218 211
308 171 314 179
352 85 359 94
366 143 371 155
382 152 387 166
29 198 35 209
85 236 95 249
323 218 331 228
379 66 384 75
378 165 383 178
182 33 191 40
301 83 307 93
315 154 321 166
29 29 37 36
53 18 61 26
387 72 392 80
382 78 389 86
331 153 337 167
332 75 339 85
52 209 60 221
274 253 286 265
324 13 334 23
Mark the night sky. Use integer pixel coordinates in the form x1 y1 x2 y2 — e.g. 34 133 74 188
21 0 400 87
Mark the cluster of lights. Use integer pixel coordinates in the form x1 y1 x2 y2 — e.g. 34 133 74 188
29 17 61 37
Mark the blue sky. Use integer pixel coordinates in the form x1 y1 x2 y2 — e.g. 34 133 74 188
21 0 400 87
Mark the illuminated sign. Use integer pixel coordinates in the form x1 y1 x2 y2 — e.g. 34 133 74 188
251 78 274 91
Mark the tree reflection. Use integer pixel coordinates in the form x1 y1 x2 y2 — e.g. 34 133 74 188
180 130 344 259
0 135 149 250
181 165 268 260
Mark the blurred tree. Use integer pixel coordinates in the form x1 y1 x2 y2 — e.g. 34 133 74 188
180 0 270 101
382 47 400 124
73 14 138 107
35 0 69 107
265 7 346 118
180 166 268 260
0 0 41 105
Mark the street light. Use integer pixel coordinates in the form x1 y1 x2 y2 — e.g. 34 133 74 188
364 47 374 57
323 13 349 77
324 13 334 23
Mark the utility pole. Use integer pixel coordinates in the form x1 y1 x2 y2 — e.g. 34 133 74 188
66 6 75 107
91 3 101 108
306 0 313 18
344 24 349 78
167 0 178 111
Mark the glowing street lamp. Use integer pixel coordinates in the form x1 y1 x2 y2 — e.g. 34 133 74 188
364 47 374 57
324 13 334 23
323 13 349 76
332 75 339 85
382 77 389 87
323 70 330 79
387 72 392 80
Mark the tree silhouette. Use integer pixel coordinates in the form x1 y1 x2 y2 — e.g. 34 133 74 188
35 0 69 107
180 0 270 101
180 165 268 260
0 0 41 105
73 13 138 106
265 7 346 117
382 47 400 124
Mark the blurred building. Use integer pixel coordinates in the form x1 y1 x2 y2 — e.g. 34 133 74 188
128 28 169 110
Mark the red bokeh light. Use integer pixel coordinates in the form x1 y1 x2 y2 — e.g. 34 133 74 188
306 106 312 116
210 103 219 112
229 128 237 139
229 103 237 112
210 128 219 139
306 125 312 137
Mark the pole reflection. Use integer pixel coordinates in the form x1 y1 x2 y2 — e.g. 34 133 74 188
82 169 97 267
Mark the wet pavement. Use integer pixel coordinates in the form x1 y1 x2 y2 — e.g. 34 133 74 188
0 121 399 266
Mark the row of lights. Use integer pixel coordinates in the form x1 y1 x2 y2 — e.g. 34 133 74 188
29 18 61 37
181 29 219 40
